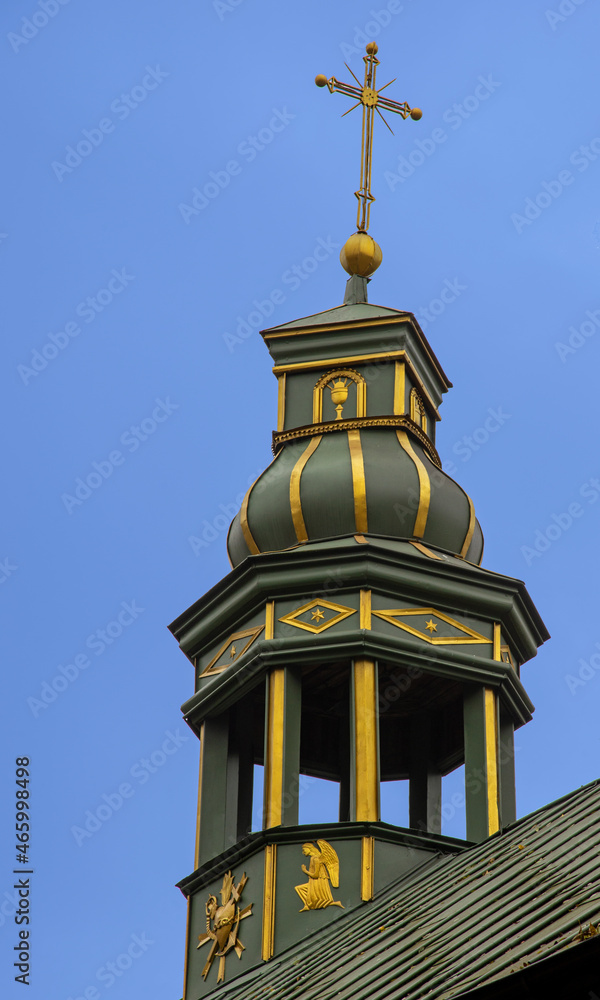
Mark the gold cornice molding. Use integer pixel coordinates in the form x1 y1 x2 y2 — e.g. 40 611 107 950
273 416 442 468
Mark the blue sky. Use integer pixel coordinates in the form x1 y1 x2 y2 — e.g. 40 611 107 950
2 1 600 997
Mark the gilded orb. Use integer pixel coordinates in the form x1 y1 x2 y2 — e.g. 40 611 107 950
315 74 328 88
340 232 383 277
410 107 423 121
365 42 378 55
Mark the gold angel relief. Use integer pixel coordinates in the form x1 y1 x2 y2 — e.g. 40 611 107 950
295 840 344 912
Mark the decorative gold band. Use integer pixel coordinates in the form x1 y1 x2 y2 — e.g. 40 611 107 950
460 493 476 558
264 670 285 828
273 415 441 468
240 480 261 555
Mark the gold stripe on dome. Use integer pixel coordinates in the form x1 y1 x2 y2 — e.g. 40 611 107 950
354 659 379 822
265 670 285 828
361 836 375 901
289 436 322 542
410 540 444 560
484 687 500 835
394 361 406 415
360 589 372 629
396 430 430 537
277 373 286 431
460 493 476 559
262 844 277 961
372 607 491 645
273 416 441 468
313 368 367 423
273 350 441 420
240 480 261 555
348 430 368 533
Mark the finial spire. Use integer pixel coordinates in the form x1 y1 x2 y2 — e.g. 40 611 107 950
316 43 421 281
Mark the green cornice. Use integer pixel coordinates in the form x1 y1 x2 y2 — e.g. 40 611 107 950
181 629 535 733
169 536 549 665
176 818 468 898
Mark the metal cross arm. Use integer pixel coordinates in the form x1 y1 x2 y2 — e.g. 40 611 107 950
316 42 422 234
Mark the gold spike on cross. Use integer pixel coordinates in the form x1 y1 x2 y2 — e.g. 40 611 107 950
316 43 421 234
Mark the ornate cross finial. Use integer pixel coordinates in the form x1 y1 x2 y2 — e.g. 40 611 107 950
316 43 421 235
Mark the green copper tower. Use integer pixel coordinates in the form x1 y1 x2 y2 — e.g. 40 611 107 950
170 44 548 999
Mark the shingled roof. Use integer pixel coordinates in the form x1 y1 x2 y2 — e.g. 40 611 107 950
210 779 600 999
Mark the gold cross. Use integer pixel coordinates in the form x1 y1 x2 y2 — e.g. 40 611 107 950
316 43 421 233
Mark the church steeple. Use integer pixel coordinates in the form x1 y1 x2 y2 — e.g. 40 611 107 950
170 46 549 999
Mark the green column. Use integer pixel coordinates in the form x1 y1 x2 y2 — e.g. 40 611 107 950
463 685 500 842
195 713 230 865
409 714 442 835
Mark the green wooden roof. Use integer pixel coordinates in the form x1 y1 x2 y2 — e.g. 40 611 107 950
205 779 600 999
262 301 411 333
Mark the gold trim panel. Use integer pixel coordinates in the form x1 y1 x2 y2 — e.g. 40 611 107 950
348 430 368 534
394 360 405 415
361 836 375 901
290 436 322 542
353 659 379 822
277 373 286 432
279 598 356 634
265 601 275 641
485 687 500 835
273 415 441 468
396 430 430 537
313 368 367 423
194 724 205 870
360 589 371 630
262 844 277 961
199 626 265 677
372 607 492 645
409 540 444 560
493 623 502 661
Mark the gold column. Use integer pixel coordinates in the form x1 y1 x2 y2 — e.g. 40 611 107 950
353 658 379 900
264 668 285 829
484 687 500 836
